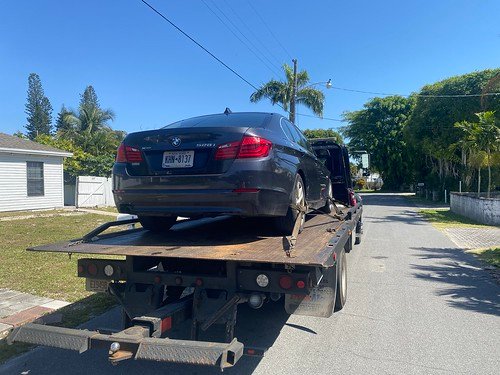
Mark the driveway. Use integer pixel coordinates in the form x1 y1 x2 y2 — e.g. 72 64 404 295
1 193 499 374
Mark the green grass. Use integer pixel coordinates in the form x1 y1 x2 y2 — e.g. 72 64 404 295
0 209 69 218
466 248 500 268
0 214 123 301
90 206 118 213
419 209 489 230
0 213 121 364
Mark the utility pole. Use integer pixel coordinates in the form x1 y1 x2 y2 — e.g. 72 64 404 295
290 58 298 124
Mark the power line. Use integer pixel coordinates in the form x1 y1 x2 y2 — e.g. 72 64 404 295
209 0 282 73
139 0 259 91
246 0 293 60
222 0 284 67
331 86 500 98
201 0 281 77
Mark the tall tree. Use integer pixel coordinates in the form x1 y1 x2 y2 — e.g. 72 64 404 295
405 69 500 191
55 105 73 134
250 63 325 122
63 85 117 153
342 96 415 190
24 73 53 139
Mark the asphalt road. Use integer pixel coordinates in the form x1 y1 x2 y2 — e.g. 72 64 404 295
2 194 499 375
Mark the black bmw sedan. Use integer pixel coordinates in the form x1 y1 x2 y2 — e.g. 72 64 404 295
113 111 333 234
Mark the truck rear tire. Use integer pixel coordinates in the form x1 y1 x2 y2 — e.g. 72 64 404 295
139 216 178 232
334 249 347 311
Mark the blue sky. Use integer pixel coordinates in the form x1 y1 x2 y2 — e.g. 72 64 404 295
1 0 499 135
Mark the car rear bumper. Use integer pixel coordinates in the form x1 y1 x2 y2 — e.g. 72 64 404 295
113 188 289 217
112 163 291 217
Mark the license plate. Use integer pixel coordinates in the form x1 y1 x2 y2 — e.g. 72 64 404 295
85 279 109 292
162 151 194 168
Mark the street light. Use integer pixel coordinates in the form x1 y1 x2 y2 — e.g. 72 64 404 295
304 79 332 90
290 59 333 124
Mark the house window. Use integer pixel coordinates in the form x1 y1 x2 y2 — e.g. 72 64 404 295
27 161 44 197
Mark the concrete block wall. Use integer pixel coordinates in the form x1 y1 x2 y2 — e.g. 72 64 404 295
450 193 500 226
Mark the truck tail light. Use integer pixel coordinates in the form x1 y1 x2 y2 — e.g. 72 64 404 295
214 136 272 160
279 275 293 290
87 263 98 276
349 190 357 206
116 144 143 163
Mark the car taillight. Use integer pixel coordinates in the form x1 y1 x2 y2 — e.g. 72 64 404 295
214 136 272 160
116 144 143 163
214 141 240 160
349 191 357 206
238 136 272 158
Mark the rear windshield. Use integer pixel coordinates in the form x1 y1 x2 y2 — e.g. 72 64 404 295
163 113 270 129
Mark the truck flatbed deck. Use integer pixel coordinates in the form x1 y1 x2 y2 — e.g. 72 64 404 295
30 205 360 267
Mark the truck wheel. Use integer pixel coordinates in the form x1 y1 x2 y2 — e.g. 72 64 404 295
334 249 347 311
321 182 334 214
274 174 306 234
139 216 178 232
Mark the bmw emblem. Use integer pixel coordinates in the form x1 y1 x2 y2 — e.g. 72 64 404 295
171 137 181 147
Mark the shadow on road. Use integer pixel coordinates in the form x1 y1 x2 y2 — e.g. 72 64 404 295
411 247 500 317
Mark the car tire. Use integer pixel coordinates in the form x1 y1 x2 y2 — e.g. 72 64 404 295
322 182 334 214
139 216 178 232
334 248 347 311
274 174 306 235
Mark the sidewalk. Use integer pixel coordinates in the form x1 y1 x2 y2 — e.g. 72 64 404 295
445 227 500 250
0 289 69 339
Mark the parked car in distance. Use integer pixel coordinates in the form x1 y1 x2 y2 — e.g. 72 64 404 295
113 111 333 233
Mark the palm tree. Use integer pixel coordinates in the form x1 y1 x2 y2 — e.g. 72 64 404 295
60 86 117 154
475 111 499 197
250 63 325 123
454 111 500 196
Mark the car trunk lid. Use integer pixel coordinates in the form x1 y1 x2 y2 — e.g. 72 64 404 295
124 127 249 176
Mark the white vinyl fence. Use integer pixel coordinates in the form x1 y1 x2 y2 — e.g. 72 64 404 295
76 176 114 208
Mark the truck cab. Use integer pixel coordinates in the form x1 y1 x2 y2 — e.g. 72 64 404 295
310 138 357 207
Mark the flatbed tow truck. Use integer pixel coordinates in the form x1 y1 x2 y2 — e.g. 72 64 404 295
7 140 363 371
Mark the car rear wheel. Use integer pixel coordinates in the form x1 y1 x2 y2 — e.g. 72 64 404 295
274 174 306 234
139 216 178 232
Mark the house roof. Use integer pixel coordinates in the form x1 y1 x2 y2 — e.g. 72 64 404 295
0 133 73 157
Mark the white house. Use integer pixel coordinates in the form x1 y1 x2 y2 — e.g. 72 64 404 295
0 133 72 212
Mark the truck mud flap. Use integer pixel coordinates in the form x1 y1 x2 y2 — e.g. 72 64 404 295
284 287 335 318
8 323 243 370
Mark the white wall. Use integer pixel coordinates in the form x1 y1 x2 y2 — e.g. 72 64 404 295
0 152 64 212
450 193 500 226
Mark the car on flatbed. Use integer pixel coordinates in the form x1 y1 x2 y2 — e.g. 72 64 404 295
8 137 363 370
113 111 333 234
